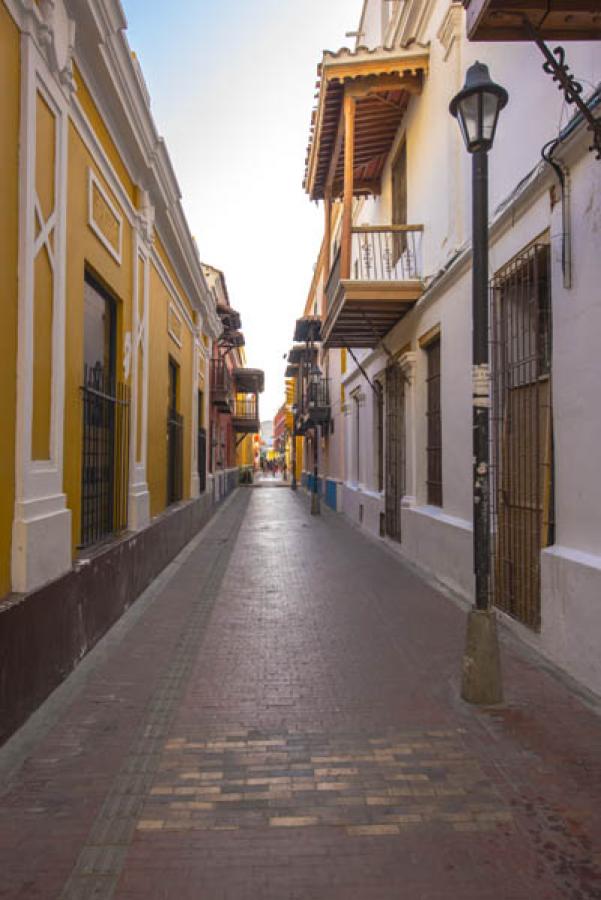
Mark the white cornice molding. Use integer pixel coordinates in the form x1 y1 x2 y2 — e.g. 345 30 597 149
6 0 76 97
155 220 221 340
83 0 126 37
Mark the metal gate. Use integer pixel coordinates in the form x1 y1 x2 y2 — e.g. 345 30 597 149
198 426 207 493
167 408 184 505
80 364 130 547
385 362 405 541
490 243 553 631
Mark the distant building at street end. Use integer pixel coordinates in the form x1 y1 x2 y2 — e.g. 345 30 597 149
273 404 287 453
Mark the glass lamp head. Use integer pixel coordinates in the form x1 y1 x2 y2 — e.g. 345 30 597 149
450 61 508 153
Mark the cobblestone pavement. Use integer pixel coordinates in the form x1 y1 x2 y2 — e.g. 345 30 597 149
1 487 601 899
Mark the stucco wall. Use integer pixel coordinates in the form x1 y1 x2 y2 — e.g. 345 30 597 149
0 6 20 597
147 261 195 517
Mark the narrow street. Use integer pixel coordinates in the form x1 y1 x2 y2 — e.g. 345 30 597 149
0 486 600 900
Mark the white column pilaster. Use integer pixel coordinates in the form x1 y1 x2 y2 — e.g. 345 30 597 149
128 227 151 530
12 31 72 592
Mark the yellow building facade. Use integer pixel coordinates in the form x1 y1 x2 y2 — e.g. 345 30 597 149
0 0 222 599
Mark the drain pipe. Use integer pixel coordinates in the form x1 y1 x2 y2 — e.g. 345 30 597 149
542 137 572 290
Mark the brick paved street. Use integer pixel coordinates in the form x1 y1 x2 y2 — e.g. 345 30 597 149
1 487 601 899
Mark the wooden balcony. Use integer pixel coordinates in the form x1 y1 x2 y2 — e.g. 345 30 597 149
216 302 241 331
303 48 428 350
322 225 424 349
210 358 233 411
464 0 601 40
233 368 264 394
293 316 322 343
232 396 260 434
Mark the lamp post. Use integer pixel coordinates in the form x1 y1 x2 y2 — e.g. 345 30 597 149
450 61 507 705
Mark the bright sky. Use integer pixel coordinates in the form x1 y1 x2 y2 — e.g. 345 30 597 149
123 0 364 421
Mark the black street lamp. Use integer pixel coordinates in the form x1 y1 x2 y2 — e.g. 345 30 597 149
450 62 507 705
449 61 508 155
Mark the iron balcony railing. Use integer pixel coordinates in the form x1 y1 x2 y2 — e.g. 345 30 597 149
326 225 424 312
167 408 184 505
80 364 130 548
209 357 233 408
296 376 330 427
233 396 259 421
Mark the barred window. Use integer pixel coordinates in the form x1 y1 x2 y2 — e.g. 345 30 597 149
81 273 130 548
425 338 442 506
490 243 553 631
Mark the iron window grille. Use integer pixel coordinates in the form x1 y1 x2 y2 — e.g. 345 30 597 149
198 426 207 493
80 363 130 548
425 338 443 507
490 242 553 631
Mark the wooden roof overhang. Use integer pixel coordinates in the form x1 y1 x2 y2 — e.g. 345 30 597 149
464 0 601 40
287 345 318 365
233 368 264 393
304 46 429 201
294 316 322 343
322 279 423 349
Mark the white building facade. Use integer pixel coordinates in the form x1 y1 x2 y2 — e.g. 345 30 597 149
299 0 601 695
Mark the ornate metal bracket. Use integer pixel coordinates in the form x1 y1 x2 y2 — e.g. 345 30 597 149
524 19 601 160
